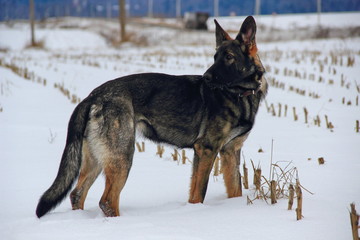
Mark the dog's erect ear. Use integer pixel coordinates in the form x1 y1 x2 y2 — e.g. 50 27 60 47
214 19 232 48
236 16 257 45
236 16 257 56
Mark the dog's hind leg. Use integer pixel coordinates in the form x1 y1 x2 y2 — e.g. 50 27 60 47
70 139 102 210
99 152 133 217
93 104 135 217
189 143 218 204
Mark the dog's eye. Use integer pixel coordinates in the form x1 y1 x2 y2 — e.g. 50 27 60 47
226 54 234 60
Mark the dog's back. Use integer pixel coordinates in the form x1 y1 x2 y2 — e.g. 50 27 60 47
90 73 206 148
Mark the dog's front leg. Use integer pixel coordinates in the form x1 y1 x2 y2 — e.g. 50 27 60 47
188 143 218 203
219 133 249 198
219 148 242 198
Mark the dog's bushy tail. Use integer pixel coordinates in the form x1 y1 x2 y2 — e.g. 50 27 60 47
36 99 92 218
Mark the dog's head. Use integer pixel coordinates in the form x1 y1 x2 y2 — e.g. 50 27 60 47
203 16 266 96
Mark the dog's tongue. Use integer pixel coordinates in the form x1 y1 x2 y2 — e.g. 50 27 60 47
240 89 255 97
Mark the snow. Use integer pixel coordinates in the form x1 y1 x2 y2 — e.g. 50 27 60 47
1 13 360 240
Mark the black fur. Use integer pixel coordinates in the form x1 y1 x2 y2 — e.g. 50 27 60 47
36 101 91 218
36 16 268 218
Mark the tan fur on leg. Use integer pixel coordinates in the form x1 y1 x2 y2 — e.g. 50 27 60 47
70 140 102 210
220 149 242 198
189 144 217 203
99 158 131 217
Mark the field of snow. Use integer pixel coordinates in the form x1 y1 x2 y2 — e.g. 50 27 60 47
1 13 360 240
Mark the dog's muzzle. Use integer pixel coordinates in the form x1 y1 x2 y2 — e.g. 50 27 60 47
203 72 227 90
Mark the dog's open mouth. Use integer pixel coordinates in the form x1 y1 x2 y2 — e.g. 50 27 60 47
225 71 262 96
203 70 262 96
205 81 260 96
239 87 257 97
226 80 261 96
229 85 259 97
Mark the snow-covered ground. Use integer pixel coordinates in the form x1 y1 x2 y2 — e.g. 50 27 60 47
1 13 360 240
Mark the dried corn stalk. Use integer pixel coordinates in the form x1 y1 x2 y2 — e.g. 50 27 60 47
156 145 164 158
295 180 303 220
243 161 249 189
350 203 359 240
288 184 294 210
270 180 277 204
136 142 145 152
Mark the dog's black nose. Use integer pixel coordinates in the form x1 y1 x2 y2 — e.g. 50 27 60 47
203 72 212 82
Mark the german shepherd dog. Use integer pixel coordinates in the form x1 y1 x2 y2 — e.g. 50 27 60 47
36 16 267 218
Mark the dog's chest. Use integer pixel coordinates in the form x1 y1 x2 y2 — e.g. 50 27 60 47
222 96 259 145
224 125 248 146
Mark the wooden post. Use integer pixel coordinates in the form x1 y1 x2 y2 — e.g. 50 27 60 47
288 184 294 210
118 0 126 42
243 162 249 189
317 0 321 26
356 120 360 133
29 0 35 46
295 180 303 220
284 104 288 117
350 203 360 240
270 180 277 204
176 0 181 18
